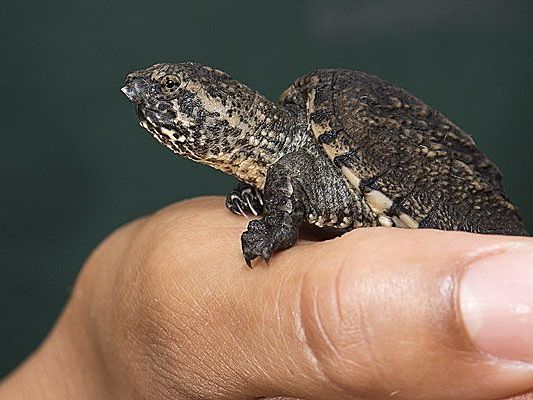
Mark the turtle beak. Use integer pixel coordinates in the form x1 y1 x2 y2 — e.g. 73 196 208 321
121 85 137 102
121 78 148 104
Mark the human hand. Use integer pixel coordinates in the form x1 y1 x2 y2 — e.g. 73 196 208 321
1 197 533 400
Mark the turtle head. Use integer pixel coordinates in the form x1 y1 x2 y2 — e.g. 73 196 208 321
122 62 261 164
122 62 307 187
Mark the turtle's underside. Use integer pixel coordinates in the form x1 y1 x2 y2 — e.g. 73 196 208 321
122 62 527 265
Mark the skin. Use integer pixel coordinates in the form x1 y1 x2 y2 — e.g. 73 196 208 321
1 197 533 400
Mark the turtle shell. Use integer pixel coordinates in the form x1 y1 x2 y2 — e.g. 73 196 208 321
279 69 526 235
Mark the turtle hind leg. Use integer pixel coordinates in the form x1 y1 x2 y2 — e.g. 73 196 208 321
225 182 264 217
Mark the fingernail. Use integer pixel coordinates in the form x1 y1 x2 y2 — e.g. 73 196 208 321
460 251 533 363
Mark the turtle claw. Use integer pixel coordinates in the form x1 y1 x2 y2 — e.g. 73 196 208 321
226 183 264 217
244 192 259 216
243 250 268 269
244 257 253 269
227 196 247 217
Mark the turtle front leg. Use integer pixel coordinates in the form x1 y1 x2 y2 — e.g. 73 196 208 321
241 153 306 266
225 182 264 217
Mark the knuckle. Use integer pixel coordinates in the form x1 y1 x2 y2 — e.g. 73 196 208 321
110 240 219 397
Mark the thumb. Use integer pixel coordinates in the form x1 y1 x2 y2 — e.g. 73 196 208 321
280 229 533 399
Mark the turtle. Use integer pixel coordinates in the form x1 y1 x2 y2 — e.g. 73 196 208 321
121 62 527 266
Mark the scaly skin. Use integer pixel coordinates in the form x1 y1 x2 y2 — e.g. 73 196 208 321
122 62 527 265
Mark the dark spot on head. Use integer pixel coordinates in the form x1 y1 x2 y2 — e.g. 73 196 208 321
311 110 328 123
318 130 339 144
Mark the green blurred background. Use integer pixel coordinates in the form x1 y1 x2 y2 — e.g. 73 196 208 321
1 0 532 378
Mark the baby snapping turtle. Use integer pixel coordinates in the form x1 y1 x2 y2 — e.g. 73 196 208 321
122 62 527 265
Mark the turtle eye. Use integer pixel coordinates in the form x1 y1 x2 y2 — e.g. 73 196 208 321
161 74 180 94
